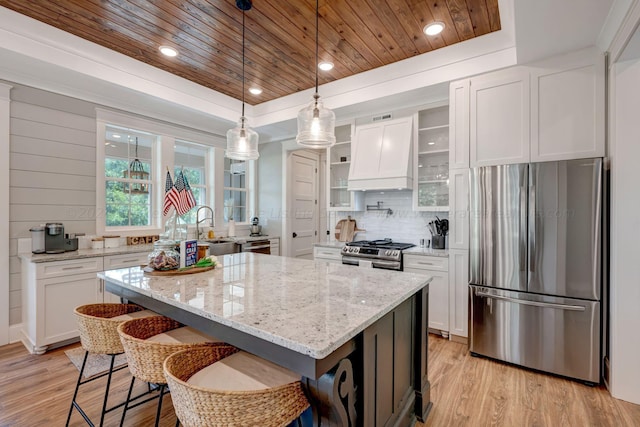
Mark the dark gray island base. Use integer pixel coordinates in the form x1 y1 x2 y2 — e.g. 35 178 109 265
100 253 432 426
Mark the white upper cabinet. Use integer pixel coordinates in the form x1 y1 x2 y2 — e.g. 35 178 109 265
530 49 605 162
349 116 413 191
470 68 531 167
413 105 449 211
462 48 605 168
449 79 470 169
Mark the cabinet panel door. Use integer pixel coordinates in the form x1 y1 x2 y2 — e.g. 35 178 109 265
350 125 383 180
449 79 470 169
470 68 530 167
41 272 99 345
449 249 469 338
378 117 413 178
404 266 449 332
530 49 605 162
448 168 469 250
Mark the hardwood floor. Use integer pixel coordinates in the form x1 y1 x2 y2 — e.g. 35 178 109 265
1 336 639 426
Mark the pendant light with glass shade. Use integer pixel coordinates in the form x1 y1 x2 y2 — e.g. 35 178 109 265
296 0 335 149
226 0 259 160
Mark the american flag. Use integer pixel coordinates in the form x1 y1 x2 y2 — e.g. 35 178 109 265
162 170 179 216
174 171 197 216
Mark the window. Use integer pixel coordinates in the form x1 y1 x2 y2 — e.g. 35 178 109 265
224 158 247 223
104 125 155 227
97 109 255 236
174 140 209 224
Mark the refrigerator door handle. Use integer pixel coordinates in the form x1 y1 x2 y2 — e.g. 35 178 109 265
529 182 536 274
520 184 527 271
475 291 586 312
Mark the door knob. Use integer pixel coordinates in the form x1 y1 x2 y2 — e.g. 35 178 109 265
292 232 297 238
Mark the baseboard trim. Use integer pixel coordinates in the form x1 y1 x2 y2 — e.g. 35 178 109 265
449 334 468 345
9 323 23 344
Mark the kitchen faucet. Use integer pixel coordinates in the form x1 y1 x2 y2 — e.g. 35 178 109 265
196 206 215 240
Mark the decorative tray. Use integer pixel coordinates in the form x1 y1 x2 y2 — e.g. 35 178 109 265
142 264 216 276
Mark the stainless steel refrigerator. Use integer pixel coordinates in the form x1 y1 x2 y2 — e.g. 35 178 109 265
469 158 602 383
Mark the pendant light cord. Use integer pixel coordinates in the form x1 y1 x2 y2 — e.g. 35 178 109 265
315 0 319 95
242 8 246 119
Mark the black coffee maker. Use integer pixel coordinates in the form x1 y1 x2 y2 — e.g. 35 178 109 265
45 223 66 254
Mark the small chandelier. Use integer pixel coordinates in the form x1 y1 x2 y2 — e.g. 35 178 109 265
226 0 259 161
296 0 335 149
123 137 149 194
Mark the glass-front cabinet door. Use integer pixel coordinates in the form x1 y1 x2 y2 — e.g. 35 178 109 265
414 105 450 211
327 122 363 211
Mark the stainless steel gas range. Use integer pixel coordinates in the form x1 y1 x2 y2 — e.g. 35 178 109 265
341 239 415 271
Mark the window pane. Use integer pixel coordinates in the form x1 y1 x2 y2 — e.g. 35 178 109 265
223 190 246 222
172 140 209 224
104 125 156 230
105 181 151 227
106 204 130 227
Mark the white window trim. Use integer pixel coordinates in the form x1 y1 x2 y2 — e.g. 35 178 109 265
96 108 230 237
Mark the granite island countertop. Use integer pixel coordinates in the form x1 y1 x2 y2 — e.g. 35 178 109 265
99 252 431 360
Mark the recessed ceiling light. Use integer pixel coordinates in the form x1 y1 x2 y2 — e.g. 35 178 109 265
159 46 178 57
424 22 445 36
112 134 121 139
249 87 262 95
428 141 436 145
318 61 334 71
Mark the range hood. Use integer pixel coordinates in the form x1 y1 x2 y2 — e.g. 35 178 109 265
348 116 413 191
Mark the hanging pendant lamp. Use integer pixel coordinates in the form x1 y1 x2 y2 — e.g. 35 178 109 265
226 0 259 160
296 0 335 149
124 137 149 194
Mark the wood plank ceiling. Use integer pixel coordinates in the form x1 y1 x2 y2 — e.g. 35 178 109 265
0 0 500 105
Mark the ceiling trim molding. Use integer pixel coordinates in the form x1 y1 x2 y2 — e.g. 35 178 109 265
605 0 640 63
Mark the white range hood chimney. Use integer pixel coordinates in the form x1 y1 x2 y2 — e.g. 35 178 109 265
347 115 413 191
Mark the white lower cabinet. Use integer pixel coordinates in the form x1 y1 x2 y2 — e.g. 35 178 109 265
448 249 469 339
313 245 343 264
22 257 104 354
404 255 449 336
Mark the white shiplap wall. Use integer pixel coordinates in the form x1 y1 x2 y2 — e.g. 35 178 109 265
9 84 97 325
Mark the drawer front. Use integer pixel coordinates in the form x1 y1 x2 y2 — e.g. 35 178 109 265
403 255 448 272
314 246 343 261
36 257 104 279
104 252 149 270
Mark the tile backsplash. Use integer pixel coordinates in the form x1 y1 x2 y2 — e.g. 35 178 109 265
328 190 449 247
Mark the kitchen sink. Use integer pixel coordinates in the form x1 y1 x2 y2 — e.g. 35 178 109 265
199 240 239 256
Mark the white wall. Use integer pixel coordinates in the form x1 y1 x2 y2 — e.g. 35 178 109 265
610 59 640 404
8 83 97 327
256 141 284 238
331 190 448 247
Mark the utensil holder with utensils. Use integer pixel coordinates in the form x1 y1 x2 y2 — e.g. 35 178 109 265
428 217 448 249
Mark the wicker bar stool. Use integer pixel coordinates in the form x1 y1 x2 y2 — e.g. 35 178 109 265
66 303 158 427
117 316 225 427
163 346 310 427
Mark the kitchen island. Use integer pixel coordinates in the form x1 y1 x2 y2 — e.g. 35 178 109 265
99 253 432 426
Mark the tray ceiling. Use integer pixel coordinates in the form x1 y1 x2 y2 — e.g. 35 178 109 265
0 0 500 105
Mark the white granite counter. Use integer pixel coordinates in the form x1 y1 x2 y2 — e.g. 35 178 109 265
314 241 346 249
19 244 154 263
99 252 430 360
403 247 449 257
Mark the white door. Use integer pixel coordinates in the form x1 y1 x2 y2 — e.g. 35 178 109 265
290 153 318 259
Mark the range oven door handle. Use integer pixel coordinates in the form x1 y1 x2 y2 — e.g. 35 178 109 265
243 244 271 251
